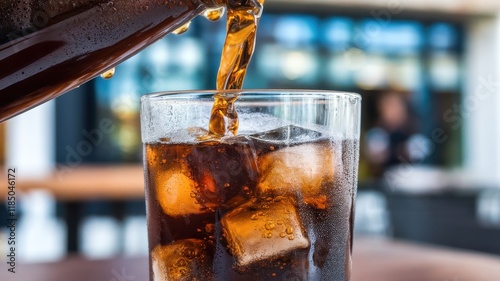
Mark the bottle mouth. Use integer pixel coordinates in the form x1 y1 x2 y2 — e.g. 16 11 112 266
204 0 264 17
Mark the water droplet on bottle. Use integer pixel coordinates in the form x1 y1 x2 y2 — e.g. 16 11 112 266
203 7 225 21
100 67 115 79
173 21 191 35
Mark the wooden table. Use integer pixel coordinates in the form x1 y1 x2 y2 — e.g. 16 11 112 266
2 238 499 281
0 165 145 200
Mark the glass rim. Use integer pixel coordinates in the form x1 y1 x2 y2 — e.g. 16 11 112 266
141 89 361 102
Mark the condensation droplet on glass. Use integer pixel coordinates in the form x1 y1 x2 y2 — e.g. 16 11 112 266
265 221 275 230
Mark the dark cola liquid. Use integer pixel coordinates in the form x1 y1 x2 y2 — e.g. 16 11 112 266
144 135 358 281
0 0 214 122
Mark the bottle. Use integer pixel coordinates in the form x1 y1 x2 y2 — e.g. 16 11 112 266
0 0 228 122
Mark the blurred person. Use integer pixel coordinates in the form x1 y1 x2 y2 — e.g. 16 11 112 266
365 92 419 178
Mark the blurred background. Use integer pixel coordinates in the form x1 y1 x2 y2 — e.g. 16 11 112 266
1 0 500 262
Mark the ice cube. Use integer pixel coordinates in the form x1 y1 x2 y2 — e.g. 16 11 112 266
151 239 212 281
186 136 258 208
250 125 324 155
156 171 217 217
257 141 335 204
147 143 215 217
153 136 258 217
221 197 310 267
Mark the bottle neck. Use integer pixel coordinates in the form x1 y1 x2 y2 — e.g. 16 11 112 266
200 0 226 8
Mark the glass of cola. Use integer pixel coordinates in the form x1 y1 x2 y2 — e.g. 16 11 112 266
141 90 361 281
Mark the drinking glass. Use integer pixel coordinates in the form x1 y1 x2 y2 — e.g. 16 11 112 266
141 90 361 281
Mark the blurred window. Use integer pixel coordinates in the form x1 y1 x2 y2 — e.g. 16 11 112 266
58 12 463 172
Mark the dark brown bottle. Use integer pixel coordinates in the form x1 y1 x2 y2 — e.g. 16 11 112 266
0 0 225 122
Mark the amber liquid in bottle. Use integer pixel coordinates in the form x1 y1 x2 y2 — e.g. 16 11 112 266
0 0 225 122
